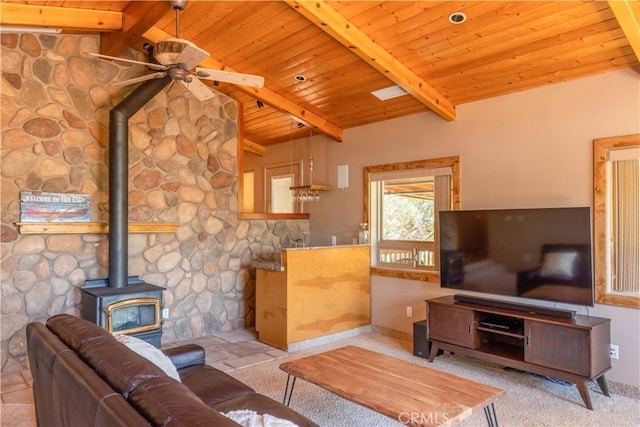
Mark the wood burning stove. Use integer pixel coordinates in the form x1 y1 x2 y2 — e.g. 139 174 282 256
82 277 164 347
80 67 172 348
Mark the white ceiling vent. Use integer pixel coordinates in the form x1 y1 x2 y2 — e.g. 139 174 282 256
371 85 408 101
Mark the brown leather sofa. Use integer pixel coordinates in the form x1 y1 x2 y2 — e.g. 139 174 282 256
27 314 318 427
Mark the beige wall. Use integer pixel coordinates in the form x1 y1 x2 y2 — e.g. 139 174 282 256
259 68 640 387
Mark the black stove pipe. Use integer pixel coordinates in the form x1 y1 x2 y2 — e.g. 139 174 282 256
108 75 172 288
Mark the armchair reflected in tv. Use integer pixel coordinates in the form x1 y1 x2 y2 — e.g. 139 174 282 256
439 207 594 307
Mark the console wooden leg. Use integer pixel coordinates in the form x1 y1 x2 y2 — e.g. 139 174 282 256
576 381 593 410
596 375 610 397
427 343 439 362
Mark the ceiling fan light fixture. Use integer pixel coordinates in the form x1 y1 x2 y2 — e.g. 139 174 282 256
154 38 196 65
449 12 467 24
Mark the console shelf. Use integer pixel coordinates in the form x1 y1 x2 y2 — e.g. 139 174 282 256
476 343 524 361
475 326 524 339
425 295 611 410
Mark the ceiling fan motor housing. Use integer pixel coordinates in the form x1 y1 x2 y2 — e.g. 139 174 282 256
171 0 188 11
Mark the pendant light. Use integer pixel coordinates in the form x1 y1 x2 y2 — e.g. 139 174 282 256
290 125 331 202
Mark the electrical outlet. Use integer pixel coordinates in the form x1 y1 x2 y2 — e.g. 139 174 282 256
406 306 412 317
609 344 619 360
162 308 170 319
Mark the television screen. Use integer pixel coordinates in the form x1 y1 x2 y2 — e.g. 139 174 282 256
439 207 594 306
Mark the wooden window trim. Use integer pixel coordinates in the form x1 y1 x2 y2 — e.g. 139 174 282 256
593 133 640 308
363 156 461 280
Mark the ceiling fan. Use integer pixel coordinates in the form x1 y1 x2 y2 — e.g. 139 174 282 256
84 0 264 101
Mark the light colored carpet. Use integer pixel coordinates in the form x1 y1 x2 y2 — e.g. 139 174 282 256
229 333 640 427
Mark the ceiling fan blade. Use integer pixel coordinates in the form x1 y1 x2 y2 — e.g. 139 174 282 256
195 68 265 88
112 72 167 87
180 78 215 101
82 52 167 71
175 44 210 70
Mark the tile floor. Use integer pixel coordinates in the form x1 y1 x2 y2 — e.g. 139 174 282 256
0 328 290 427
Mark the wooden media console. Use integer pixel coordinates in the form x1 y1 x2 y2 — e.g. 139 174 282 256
425 295 611 410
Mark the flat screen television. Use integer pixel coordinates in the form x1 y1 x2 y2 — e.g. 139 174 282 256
439 207 594 307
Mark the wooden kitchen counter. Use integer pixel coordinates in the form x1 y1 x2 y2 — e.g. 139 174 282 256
255 245 371 350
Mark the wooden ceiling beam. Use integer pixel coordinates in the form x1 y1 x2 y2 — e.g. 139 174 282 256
142 26 344 142
244 138 265 156
607 0 640 61
285 0 456 122
0 3 121 31
100 1 171 57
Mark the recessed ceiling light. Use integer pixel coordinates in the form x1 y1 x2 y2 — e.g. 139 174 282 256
371 85 408 101
448 12 467 24
294 75 306 82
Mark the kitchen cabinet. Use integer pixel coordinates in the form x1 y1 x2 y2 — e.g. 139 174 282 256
255 245 370 350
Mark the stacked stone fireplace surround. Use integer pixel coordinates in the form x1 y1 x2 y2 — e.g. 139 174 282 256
0 33 308 375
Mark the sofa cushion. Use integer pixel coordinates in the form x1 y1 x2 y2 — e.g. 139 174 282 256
179 364 254 406
79 335 166 398
47 314 166 398
47 313 112 351
128 376 240 427
114 334 181 382
164 344 205 370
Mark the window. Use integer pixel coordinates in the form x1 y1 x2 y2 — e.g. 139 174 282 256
264 161 301 214
364 157 461 281
593 134 640 308
242 171 255 213
271 174 294 213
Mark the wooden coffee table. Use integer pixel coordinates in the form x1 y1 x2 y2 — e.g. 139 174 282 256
279 346 504 427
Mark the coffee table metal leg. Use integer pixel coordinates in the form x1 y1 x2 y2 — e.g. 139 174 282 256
483 403 498 427
282 374 297 406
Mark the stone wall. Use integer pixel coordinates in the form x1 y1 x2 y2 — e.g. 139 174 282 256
0 33 308 374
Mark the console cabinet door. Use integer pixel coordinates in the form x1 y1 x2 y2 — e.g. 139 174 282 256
428 304 476 348
525 320 590 376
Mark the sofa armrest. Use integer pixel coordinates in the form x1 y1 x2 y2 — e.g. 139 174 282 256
163 344 205 370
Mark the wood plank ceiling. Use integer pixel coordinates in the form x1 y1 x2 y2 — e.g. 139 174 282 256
2 1 638 150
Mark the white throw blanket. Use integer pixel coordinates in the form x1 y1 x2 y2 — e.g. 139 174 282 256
222 410 299 427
